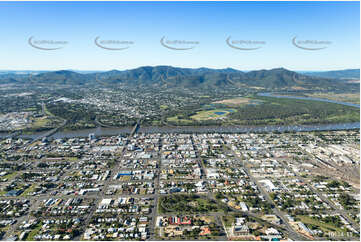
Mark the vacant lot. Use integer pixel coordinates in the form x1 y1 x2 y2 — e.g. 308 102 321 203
213 97 252 105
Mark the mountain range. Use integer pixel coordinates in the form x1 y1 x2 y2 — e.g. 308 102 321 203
0 66 358 90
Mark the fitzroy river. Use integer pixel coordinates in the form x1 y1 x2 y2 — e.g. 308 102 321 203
1 93 359 140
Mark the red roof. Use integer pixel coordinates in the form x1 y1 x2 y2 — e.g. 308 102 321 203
200 227 211 236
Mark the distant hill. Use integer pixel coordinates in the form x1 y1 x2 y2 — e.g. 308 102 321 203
0 66 357 91
93 66 349 90
301 69 360 79
33 70 93 85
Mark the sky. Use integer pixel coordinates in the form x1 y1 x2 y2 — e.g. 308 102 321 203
0 1 359 71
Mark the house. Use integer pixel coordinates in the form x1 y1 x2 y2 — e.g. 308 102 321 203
200 226 211 236
233 225 249 236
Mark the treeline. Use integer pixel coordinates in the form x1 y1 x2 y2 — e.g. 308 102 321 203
46 102 97 130
228 96 360 125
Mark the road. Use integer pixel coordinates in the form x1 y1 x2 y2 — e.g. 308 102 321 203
278 158 360 233
228 146 311 241
2 129 359 241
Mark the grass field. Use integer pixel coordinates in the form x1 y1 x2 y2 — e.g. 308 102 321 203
30 117 51 129
159 195 221 213
167 116 195 124
190 109 236 121
297 215 347 234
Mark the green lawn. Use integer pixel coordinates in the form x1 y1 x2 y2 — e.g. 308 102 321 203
190 109 236 121
167 116 194 124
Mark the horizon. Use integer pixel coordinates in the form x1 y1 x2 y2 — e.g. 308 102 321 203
0 65 360 73
0 1 359 71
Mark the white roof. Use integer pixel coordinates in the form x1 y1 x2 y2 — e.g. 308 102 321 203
100 199 112 206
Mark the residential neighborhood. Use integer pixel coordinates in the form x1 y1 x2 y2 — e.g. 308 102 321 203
0 130 359 240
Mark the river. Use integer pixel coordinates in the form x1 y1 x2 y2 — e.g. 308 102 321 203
258 92 360 108
0 93 359 139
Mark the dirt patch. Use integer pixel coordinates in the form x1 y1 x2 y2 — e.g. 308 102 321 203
213 98 251 105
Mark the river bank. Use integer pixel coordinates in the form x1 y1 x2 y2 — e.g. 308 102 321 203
1 93 359 140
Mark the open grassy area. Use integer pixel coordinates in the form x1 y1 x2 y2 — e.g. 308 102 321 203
297 215 348 234
222 215 236 227
67 157 79 161
23 107 38 112
213 97 252 106
30 117 51 129
159 195 221 213
190 109 237 121
167 116 194 125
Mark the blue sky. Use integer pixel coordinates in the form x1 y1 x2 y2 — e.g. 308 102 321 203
0 1 359 71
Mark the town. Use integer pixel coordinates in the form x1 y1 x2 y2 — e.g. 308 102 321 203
0 130 359 240
0 1 360 241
